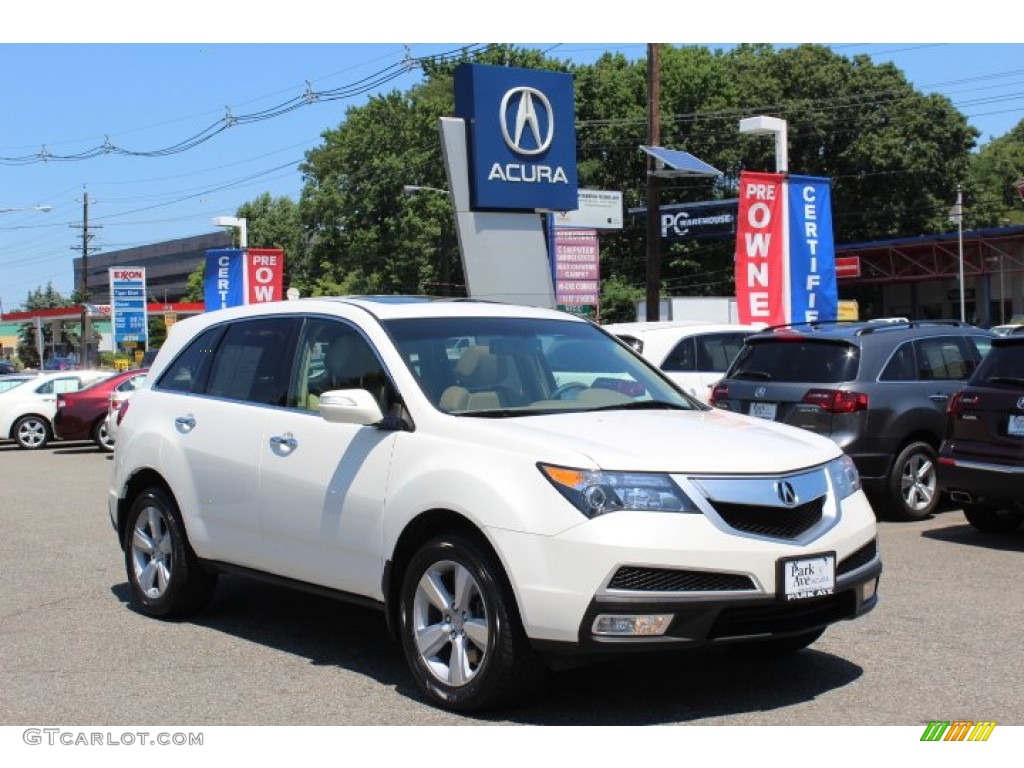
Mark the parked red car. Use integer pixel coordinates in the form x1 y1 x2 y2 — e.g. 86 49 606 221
53 369 148 451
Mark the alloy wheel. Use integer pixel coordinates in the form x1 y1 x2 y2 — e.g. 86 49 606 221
411 559 491 688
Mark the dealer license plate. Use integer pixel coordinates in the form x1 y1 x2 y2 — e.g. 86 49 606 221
1009 414 1024 436
749 401 777 420
779 554 836 601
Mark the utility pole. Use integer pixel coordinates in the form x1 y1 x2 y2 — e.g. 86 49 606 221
645 43 662 322
71 190 101 366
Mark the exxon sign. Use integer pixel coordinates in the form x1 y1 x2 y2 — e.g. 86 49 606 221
454 63 578 212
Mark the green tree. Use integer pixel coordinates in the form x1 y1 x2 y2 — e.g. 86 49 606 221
968 119 1024 227
293 43 981 305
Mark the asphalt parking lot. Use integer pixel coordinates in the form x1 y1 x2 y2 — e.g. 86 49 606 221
1 440 1022 726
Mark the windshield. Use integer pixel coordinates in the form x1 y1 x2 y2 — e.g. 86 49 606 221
383 316 699 416
728 339 859 383
972 341 1024 386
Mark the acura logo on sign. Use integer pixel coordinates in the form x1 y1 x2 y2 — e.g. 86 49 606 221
775 481 799 507
500 87 554 156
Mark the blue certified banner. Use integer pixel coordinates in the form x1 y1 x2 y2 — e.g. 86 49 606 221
454 63 578 212
204 249 245 310
109 267 149 345
787 175 838 323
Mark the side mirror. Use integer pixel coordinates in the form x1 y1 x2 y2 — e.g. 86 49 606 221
318 389 384 426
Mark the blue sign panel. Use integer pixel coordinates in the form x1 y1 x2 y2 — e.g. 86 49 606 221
109 267 149 345
204 249 245 311
787 175 838 323
454 63 578 212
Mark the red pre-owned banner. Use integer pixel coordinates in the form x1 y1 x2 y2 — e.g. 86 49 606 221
735 171 787 325
246 248 285 304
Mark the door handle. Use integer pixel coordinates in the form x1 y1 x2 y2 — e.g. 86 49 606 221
270 433 298 452
175 414 196 432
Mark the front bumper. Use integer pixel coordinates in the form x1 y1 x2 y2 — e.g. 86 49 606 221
488 489 880 648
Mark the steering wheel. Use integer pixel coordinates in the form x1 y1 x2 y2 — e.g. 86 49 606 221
551 382 588 401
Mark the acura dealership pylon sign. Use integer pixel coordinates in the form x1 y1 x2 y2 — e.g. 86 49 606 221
734 172 838 325
454 63 578 212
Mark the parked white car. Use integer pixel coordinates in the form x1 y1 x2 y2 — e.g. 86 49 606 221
109 297 880 711
1 369 112 449
602 321 762 401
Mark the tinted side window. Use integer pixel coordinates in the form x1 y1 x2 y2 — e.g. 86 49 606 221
914 336 972 381
662 337 696 372
206 317 300 405
157 326 224 394
695 332 749 372
879 341 916 381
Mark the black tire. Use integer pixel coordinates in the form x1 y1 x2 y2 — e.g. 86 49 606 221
13 415 51 450
398 533 543 712
123 487 216 618
883 441 939 521
963 504 1024 534
92 417 115 452
739 627 825 655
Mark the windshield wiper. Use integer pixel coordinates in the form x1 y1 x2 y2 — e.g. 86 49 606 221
986 375 1024 387
733 370 772 381
458 409 532 418
590 400 692 412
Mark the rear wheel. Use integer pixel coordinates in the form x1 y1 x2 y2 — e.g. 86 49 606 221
93 417 115 452
13 415 51 450
124 487 216 618
963 504 1024 534
884 441 939 521
398 533 543 711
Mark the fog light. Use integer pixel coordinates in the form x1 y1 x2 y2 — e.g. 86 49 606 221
592 614 673 636
862 577 879 602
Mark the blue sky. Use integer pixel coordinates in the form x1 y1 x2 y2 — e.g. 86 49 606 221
1 1 1021 310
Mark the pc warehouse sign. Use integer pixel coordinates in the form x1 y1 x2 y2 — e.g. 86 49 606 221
734 172 838 325
109 267 148 347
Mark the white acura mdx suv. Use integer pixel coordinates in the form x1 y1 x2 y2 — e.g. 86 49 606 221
109 297 881 711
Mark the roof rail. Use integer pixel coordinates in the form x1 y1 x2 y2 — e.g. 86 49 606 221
760 319 862 334
856 318 968 335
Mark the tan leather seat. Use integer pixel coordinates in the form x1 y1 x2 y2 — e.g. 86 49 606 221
439 346 505 413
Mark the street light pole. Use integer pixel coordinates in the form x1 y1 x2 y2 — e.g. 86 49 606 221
0 204 52 214
213 216 248 248
738 116 788 174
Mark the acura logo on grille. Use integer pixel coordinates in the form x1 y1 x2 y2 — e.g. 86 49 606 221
500 87 554 156
775 481 798 506
755 386 767 398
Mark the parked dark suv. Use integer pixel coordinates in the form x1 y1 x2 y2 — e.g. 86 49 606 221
938 334 1024 534
710 320 993 521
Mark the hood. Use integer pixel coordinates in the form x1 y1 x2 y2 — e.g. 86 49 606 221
458 407 840 474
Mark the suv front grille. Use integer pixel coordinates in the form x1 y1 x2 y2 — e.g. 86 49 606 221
709 496 824 539
608 566 755 592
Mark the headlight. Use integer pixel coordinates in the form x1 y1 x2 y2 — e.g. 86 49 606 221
539 464 700 518
827 454 861 500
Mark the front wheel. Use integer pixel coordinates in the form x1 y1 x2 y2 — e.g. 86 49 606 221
13 415 51 450
884 441 939 521
124 487 216 618
398 534 542 711
963 504 1024 534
